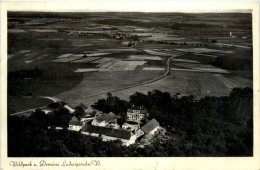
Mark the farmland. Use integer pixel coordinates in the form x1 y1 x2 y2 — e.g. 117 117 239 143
8 12 253 113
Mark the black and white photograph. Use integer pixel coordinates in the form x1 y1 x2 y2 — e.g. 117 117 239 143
1 1 260 169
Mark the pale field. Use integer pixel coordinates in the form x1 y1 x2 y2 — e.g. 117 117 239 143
172 59 200 63
96 48 138 53
213 43 251 49
8 29 27 33
30 29 57 33
57 54 73 58
171 68 204 72
73 54 86 57
19 50 30 53
170 68 229 74
173 62 229 73
143 67 165 71
175 48 234 54
107 61 147 71
194 53 218 58
144 49 175 56
25 60 34 64
190 67 229 73
37 39 63 41
73 44 93 47
99 59 121 68
127 55 162 61
74 68 99 72
8 54 16 60
85 53 111 57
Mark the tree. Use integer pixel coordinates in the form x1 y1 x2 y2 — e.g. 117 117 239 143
29 109 49 128
74 106 85 120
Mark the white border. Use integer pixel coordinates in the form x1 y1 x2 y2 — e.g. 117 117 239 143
1 1 259 170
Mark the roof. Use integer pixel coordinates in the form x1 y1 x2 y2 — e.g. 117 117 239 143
141 134 154 142
69 120 83 126
126 121 139 125
127 108 148 114
71 116 78 121
141 119 159 134
81 125 132 140
95 112 116 123
77 103 88 110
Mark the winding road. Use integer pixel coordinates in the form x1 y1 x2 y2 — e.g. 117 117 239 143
11 51 186 116
85 51 186 98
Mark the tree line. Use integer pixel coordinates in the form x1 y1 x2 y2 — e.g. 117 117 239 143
8 87 253 156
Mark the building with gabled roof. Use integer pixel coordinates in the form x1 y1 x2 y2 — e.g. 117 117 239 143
91 112 117 127
141 118 159 134
81 125 136 146
69 116 84 131
77 103 88 111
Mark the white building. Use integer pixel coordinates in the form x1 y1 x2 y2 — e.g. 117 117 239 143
91 112 117 127
68 116 84 131
81 125 136 146
127 107 148 122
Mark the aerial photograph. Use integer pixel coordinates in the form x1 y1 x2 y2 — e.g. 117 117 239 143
7 11 253 157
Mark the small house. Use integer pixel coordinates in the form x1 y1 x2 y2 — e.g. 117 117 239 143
69 116 83 131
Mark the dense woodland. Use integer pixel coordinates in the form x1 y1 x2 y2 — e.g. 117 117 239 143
8 87 253 157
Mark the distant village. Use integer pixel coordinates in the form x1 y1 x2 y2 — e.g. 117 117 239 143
43 102 165 147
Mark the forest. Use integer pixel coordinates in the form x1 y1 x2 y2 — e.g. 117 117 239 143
8 87 253 157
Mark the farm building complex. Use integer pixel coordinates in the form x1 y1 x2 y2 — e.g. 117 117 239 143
67 105 164 146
